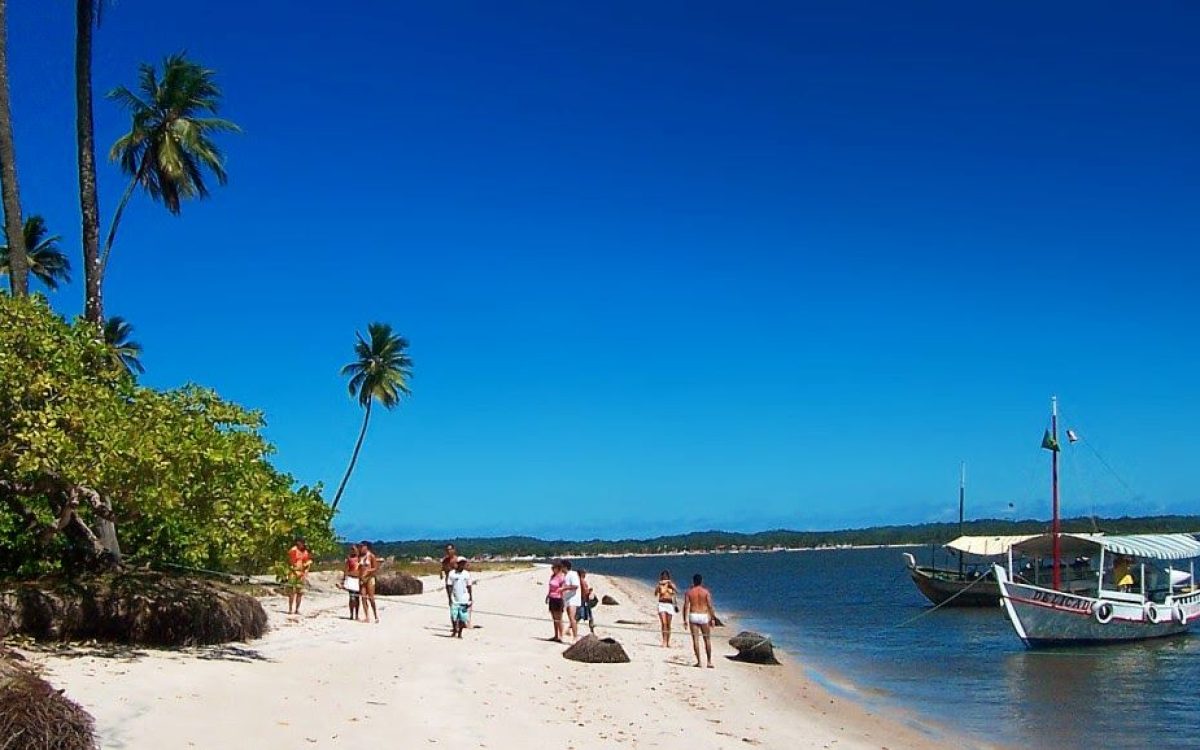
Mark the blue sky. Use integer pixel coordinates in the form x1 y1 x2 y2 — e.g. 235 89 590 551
7 2 1200 540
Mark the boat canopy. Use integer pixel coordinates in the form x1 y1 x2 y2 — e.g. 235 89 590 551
945 535 1037 557
1012 533 1200 561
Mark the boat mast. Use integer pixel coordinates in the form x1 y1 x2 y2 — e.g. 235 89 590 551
958 462 966 578
1051 396 1061 591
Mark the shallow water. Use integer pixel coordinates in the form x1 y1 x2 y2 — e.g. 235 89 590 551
583 548 1200 750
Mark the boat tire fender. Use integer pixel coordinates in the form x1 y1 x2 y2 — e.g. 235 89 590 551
1174 604 1187 624
1093 601 1114 624
1144 603 1159 623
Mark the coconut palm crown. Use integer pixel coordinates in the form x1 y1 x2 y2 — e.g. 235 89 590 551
331 323 412 511
103 52 240 270
0 215 70 291
102 315 144 375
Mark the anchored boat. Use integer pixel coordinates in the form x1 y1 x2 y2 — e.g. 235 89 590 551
993 397 1200 647
904 534 1034 606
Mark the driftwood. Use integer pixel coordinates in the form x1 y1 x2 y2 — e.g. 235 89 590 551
0 475 121 572
728 630 780 665
0 573 267 647
374 572 423 596
562 635 630 664
0 651 97 750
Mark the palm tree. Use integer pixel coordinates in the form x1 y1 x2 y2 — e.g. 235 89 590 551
102 316 144 375
104 53 240 273
0 0 29 297
1 215 71 290
75 0 105 322
332 324 413 511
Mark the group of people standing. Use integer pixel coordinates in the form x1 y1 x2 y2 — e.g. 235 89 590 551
337 541 381 622
294 538 717 667
545 560 597 642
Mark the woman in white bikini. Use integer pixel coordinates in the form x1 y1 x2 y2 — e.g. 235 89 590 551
654 569 677 647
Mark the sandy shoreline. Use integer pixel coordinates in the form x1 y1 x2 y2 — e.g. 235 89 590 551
18 566 990 749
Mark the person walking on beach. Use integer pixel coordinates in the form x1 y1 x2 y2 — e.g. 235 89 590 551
441 544 459 585
576 569 596 635
561 559 582 640
654 570 678 647
359 540 380 623
445 557 474 638
682 573 717 668
340 543 364 621
286 537 312 615
546 561 566 642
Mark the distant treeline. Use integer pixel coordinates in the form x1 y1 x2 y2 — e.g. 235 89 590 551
362 515 1200 560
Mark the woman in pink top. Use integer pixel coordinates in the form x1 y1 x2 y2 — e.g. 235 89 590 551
545 561 566 642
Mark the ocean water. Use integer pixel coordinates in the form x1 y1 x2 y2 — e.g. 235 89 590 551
582 548 1200 750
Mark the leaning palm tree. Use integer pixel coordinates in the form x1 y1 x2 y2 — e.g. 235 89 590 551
102 316 144 375
0 216 71 290
0 0 29 297
103 52 240 274
331 323 413 511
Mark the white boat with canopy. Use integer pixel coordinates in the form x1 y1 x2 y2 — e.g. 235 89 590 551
993 398 1200 647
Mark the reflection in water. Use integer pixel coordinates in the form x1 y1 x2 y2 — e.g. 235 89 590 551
585 548 1200 750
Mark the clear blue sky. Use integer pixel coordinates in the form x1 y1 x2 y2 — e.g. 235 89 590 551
7 2 1200 540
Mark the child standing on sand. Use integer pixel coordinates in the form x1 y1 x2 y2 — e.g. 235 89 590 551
576 569 596 635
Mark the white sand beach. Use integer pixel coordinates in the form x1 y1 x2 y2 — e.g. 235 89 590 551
22 567 972 749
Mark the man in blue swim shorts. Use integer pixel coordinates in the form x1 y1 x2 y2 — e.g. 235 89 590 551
445 558 474 638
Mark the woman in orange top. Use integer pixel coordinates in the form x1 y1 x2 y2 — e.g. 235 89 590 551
286 537 312 615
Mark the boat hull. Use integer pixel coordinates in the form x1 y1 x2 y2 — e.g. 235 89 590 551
907 566 1000 607
993 564 1200 647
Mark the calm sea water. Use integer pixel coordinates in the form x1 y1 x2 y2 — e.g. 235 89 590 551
582 548 1200 750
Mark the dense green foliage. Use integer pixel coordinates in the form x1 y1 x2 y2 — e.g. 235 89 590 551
0 295 335 577
370 516 1200 560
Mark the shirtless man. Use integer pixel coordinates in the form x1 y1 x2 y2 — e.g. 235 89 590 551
440 544 459 583
682 573 717 668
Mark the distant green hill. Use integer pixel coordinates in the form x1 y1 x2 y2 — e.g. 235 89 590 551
364 515 1200 560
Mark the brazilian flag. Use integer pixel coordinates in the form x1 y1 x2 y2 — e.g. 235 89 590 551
1041 429 1060 452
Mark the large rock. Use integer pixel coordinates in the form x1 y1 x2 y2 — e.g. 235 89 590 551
374 572 423 596
562 635 630 663
0 651 97 749
600 594 619 605
728 630 780 665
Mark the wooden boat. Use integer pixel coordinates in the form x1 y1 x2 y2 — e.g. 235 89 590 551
993 397 1200 647
904 534 1034 606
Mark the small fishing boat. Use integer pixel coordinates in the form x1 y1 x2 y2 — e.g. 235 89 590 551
904 534 1035 606
993 397 1200 647
902 464 1034 606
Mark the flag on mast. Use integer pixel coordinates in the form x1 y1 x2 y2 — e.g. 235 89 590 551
1041 429 1060 452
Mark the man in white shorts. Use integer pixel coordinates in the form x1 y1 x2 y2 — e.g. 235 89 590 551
682 573 717 668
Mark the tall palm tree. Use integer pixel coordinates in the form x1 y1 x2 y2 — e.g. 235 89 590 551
0 215 71 290
102 315 144 375
332 324 413 511
104 53 240 273
0 0 29 297
75 0 105 322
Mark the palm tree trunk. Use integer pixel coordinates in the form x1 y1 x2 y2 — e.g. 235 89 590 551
0 0 29 297
75 0 103 324
100 158 147 276
331 401 372 512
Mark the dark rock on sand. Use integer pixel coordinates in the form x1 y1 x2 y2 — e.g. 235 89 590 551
1 650 97 750
712 615 724 627
728 630 780 665
0 572 267 647
562 635 631 663
374 572 423 596
601 594 619 605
